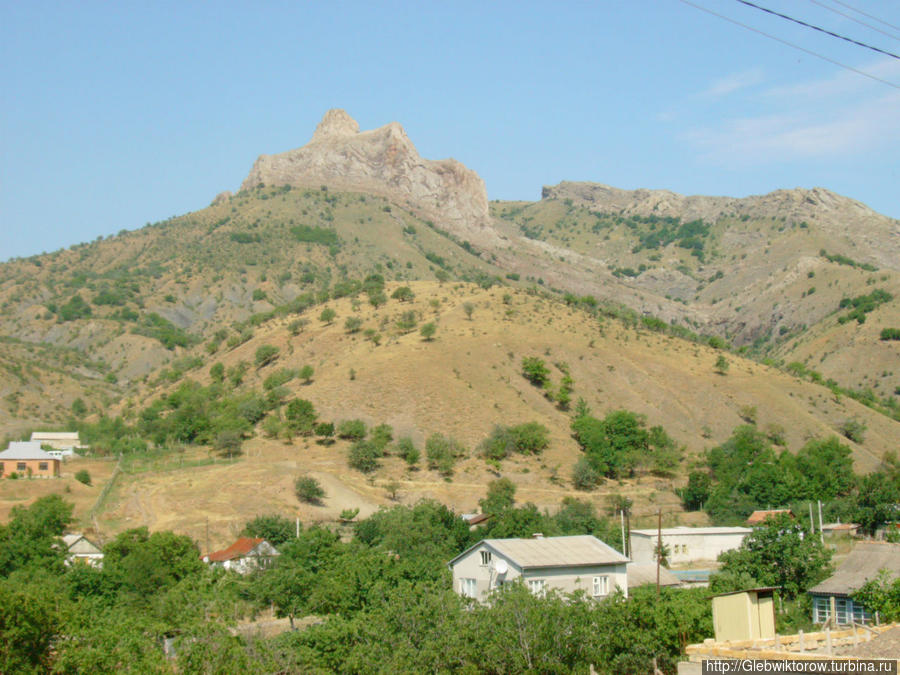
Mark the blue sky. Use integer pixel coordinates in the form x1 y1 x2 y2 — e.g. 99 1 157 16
2 0 898 261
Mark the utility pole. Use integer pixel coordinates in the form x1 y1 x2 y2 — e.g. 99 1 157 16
205 516 210 556
620 510 627 556
809 502 815 535
818 500 825 545
656 509 662 599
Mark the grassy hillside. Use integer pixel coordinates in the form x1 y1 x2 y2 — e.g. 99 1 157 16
42 281 895 547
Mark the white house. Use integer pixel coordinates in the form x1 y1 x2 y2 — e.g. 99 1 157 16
629 526 751 565
61 533 104 567
30 431 85 459
203 537 280 574
448 534 629 602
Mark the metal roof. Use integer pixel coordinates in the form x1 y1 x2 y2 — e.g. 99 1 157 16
808 541 900 597
0 441 56 460
31 432 79 441
626 563 681 588
631 526 751 536
449 535 629 570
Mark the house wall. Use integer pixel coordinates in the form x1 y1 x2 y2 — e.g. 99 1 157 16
451 544 627 601
630 531 748 565
0 458 60 478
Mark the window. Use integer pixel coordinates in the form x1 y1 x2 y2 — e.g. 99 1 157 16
813 596 830 623
593 575 610 597
528 579 545 596
480 550 491 566
17 462 26 472
39 462 48 471
460 578 477 599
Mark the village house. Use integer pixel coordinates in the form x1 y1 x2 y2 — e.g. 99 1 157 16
61 533 104 567
808 541 900 625
202 537 280 574
30 431 85 459
0 442 60 478
448 534 629 602
629 526 751 565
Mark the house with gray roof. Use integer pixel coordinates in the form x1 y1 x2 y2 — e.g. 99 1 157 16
448 534 629 602
0 442 60 478
808 541 900 625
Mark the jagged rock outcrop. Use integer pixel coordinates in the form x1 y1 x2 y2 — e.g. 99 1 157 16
241 109 496 244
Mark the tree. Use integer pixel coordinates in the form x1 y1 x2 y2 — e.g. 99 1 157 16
214 429 243 458
714 355 729 375
420 322 437 341
299 364 314 384
521 356 550 386
396 310 418 333
315 422 335 443
320 307 336 324
348 440 380 473
71 397 88 417
285 398 317 435
254 344 279 368
295 476 326 504
479 478 516 515
395 437 420 467
344 316 363 333
572 457 600 491
425 433 464 477
209 362 225 383
463 302 475 320
391 286 415 302
679 471 711 511
243 514 296 546
337 419 367 440
840 418 866 443
74 469 92 486
715 513 832 599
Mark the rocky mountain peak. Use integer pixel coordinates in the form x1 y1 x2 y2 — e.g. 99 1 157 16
311 108 360 142
240 110 495 245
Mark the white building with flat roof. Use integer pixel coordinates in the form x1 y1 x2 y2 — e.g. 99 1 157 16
630 526 751 565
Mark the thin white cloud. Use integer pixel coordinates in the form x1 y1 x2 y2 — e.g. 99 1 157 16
700 68 765 98
683 91 900 164
764 58 900 99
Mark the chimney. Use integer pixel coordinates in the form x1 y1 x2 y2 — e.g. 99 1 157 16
532 533 543 539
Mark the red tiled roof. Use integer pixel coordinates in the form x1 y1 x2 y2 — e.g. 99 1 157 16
206 537 264 562
747 509 793 525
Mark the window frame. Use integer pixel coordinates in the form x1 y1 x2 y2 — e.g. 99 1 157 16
592 575 610 597
479 550 492 566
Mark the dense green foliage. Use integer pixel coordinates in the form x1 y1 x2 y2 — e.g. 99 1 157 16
837 288 892 325
712 514 832 599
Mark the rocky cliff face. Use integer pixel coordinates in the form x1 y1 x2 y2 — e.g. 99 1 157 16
241 110 496 244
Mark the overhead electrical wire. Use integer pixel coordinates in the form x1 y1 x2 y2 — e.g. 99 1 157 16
676 0 900 89
828 0 900 34
807 0 900 43
733 0 900 60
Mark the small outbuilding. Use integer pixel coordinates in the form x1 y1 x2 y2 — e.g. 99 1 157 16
746 509 794 526
0 442 60 478
448 534 629 602
712 587 777 642
30 431 84 458
203 537 279 574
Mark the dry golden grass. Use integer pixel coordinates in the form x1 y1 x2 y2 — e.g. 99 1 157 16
79 282 900 548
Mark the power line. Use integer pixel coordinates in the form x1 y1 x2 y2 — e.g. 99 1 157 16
828 0 900 34
676 0 900 90
807 0 900 43
733 0 900 60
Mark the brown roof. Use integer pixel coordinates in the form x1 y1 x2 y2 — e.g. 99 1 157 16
206 537 265 563
747 509 793 525
809 541 900 597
